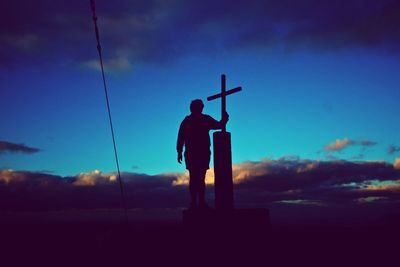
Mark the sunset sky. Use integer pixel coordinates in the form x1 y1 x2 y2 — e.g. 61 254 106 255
1 0 399 223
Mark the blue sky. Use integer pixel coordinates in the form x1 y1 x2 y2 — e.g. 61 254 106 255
1 46 399 175
1 0 400 223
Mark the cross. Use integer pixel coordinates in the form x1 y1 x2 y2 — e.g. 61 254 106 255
207 74 242 132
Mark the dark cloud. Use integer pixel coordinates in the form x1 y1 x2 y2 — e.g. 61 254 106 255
350 154 365 160
1 0 400 69
388 145 400 154
360 140 377 147
0 141 40 154
131 165 139 170
233 158 400 205
0 169 185 211
1 158 399 218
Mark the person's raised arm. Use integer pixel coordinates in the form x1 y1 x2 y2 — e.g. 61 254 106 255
209 111 229 130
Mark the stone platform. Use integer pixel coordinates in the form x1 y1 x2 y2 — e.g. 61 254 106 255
182 208 270 228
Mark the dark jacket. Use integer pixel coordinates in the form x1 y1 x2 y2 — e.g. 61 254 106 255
177 113 222 170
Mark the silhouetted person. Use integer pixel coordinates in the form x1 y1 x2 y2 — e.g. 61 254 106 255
177 99 229 209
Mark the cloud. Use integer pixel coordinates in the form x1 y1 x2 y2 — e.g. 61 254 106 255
275 199 325 206
170 171 216 186
0 169 65 186
73 170 118 186
0 33 40 51
0 141 40 154
1 0 400 69
359 180 400 192
324 138 354 152
388 145 400 154
83 56 133 73
231 158 400 190
1 157 399 225
350 154 365 160
360 140 377 147
324 138 377 153
0 169 182 211
356 196 388 204
395 158 400 170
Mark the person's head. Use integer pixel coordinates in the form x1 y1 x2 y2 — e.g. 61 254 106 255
190 99 204 114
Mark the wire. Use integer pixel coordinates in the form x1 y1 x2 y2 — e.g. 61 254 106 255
90 0 129 224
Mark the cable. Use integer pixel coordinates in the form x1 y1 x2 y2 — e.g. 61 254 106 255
90 0 129 224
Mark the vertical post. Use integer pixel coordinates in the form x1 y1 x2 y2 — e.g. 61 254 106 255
221 74 226 132
214 74 233 210
213 131 233 210
207 74 242 211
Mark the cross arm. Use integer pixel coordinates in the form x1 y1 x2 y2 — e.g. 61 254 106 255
207 86 242 101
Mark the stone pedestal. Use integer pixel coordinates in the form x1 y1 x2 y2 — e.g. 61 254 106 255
213 131 234 210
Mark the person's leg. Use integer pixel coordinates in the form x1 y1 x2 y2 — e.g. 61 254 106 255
189 170 198 208
197 169 208 207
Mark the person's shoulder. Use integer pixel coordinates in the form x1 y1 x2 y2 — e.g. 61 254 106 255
182 114 193 120
181 115 191 124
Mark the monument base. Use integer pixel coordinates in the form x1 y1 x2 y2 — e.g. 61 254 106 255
213 131 234 209
182 208 270 229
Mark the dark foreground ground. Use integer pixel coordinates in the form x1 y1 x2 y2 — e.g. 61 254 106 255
1 220 398 266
